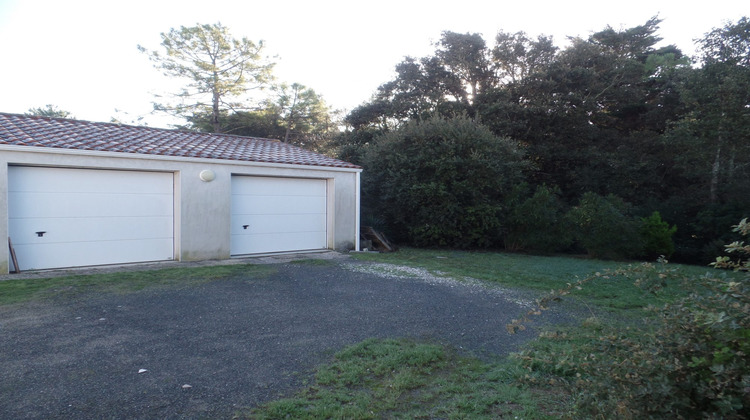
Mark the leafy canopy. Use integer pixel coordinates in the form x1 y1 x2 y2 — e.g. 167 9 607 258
138 22 275 132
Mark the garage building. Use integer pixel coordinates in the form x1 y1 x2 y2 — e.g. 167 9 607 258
0 112 361 273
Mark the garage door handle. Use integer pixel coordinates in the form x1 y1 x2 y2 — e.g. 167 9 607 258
36 231 47 237
242 225 249 230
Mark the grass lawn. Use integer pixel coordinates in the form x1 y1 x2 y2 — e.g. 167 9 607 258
351 247 720 314
249 248 744 419
0 264 276 305
247 338 560 419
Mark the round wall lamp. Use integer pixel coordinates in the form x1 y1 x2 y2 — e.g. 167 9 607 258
199 169 216 182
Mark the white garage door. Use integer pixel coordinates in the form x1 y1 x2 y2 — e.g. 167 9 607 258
231 176 327 255
8 166 174 271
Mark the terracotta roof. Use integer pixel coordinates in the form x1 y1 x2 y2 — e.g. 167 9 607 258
0 112 360 169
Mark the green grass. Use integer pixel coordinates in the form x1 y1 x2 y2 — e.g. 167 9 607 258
252 248 745 418
0 264 276 305
352 248 727 315
247 338 560 419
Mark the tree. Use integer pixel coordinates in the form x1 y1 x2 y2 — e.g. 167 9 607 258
352 55 466 127
268 83 336 147
187 109 285 139
491 30 557 83
435 31 493 103
478 18 687 204
345 32 492 129
671 17 750 204
138 22 275 133
640 211 678 259
186 83 338 151
25 104 73 119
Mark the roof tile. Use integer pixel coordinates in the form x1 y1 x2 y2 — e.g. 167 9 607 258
0 113 360 169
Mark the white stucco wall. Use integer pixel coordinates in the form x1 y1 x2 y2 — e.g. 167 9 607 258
0 145 361 273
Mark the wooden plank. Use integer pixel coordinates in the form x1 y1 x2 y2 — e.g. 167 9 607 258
8 237 20 273
362 226 395 252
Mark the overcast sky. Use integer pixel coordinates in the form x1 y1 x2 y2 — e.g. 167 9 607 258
0 0 746 128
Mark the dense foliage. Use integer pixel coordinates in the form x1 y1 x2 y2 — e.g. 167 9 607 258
503 184 572 253
336 17 749 262
565 192 643 259
361 115 526 248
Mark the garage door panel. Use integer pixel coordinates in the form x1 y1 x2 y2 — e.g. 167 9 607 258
231 232 327 255
231 176 327 255
232 176 326 197
10 166 172 194
231 214 326 235
10 216 173 245
231 195 326 216
8 167 174 270
9 192 173 218
11 239 174 271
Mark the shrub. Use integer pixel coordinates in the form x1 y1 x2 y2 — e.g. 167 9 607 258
570 272 750 418
640 211 677 259
515 220 750 418
565 192 643 259
503 184 572 253
670 202 750 264
361 115 527 248
712 218 750 272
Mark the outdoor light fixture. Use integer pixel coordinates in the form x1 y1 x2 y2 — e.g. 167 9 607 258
199 169 216 182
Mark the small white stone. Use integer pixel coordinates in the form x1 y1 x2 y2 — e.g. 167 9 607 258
182 384 192 389
138 369 148 374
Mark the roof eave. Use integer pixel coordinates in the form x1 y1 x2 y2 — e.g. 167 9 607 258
0 143 363 173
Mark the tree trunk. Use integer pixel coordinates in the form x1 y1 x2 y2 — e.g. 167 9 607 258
212 70 221 133
710 143 721 204
284 86 300 143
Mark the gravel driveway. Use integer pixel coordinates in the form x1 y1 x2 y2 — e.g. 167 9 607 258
0 255 565 419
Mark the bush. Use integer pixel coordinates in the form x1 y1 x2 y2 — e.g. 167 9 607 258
712 218 750 272
573 274 749 418
516 220 750 418
565 192 643 259
570 271 750 419
503 184 572 253
667 202 749 264
640 211 677 259
361 115 527 248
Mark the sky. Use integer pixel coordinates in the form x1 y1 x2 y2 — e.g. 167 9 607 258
0 0 746 128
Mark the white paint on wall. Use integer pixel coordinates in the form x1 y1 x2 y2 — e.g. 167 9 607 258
0 145 362 273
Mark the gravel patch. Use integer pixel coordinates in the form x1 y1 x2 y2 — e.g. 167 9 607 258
343 261 537 308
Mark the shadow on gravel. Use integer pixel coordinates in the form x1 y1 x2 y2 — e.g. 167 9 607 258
0 259 568 419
